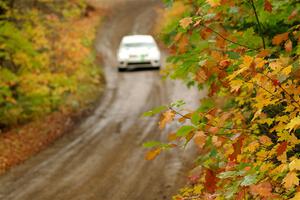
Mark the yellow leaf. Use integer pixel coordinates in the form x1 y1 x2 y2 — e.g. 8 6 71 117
230 79 244 92
290 159 300 171
286 117 300 132
145 148 162 161
291 192 300 200
282 65 292 76
206 0 221 7
283 171 299 189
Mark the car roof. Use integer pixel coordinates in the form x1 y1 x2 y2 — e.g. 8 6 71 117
121 35 155 44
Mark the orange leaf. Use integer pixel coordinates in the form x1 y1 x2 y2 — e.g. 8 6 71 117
289 10 298 20
159 110 176 129
272 32 289 45
229 136 245 161
195 69 208 84
145 148 162 160
283 171 299 189
257 49 271 58
179 17 193 29
276 141 288 156
285 39 293 52
264 0 272 12
204 169 218 193
194 131 207 149
249 181 273 197
178 35 189 53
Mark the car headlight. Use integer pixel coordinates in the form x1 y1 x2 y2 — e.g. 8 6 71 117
118 52 128 60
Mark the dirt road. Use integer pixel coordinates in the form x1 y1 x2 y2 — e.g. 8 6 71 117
0 1 202 199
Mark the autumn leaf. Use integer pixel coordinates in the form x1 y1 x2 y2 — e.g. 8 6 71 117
195 69 208 84
204 169 217 193
289 159 300 171
229 136 244 161
159 110 176 129
206 0 220 7
291 192 300 200
281 65 292 76
285 40 293 52
288 10 298 20
179 17 193 29
230 79 243 92
277 141 288 156
283 171 299 189
264 0 272 12
286 117 300 132
145 148 162 161
272 32 289 45
249 181 273 197
194 131 207 149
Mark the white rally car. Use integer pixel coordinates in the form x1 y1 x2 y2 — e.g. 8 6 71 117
117 35 161 71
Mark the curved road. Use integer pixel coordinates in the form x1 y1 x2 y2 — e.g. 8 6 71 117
0 1 202 199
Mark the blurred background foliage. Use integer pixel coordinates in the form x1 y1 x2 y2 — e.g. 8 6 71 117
0 0 103 130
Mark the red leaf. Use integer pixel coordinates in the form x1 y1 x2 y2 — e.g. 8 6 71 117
229 136 245 161
277 141 288 156
272 79 280 86
208 82 219 96
264 0 272 12
204 169 218 193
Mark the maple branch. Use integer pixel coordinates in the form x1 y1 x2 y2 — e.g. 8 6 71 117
200 23 258 51
169 107 251 132
262 73 300 108
249 0 266 49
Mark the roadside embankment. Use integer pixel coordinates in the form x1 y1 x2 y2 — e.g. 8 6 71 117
0 0 105 174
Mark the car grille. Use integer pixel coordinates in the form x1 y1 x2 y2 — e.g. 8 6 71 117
128 61 151 65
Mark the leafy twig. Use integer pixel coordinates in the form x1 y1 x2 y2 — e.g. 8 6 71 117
200 23 258 51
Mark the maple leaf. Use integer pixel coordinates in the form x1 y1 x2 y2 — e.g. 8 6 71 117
204 169 217 193
264 0 272 12
230 79 243 92
249 181 273 197
229 136 244 161
195 69 208 84
283 171 299 189
289 159 300 171
272 32 289 45
277 141 288 156
281 65 292 76
286 117 300 132
159 110 176 129
179 17 193 29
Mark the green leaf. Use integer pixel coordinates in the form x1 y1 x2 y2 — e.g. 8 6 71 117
176 125 194 137
143 141 163 148
218 171 238 179
143 106 168 117
240 174 257 186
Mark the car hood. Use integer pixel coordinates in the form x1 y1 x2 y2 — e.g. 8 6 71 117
120 47 158 55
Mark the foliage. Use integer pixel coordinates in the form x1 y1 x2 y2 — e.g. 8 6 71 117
0 0 103 129
147 0 300 199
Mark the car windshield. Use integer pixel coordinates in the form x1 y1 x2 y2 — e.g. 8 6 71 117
122 42 155 48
